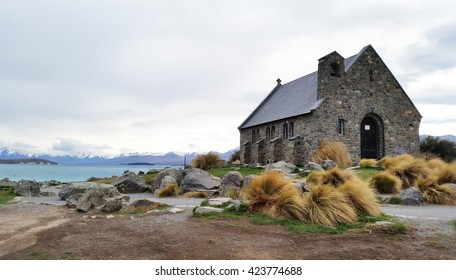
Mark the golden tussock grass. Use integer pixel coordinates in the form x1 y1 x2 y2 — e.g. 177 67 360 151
358 158 378 167
242 171 306 220
376 154 415 169
191 152 223 170
302 184 358 227
338 181 381 217
312 139 352 168
158 183 182 197
368 171 402 194
386 157 431 188
434 163 456 185
306 168 358 188
182 191 207 198
426 158 448 171
416 176 456 205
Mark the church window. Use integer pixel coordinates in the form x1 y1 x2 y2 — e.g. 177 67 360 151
266 127 270 141
369 70 374 82
282 123 288 140
289 122 294 138
330 62 340 77
271 126 275 139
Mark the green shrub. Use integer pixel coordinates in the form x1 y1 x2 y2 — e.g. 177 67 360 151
420 135 456 162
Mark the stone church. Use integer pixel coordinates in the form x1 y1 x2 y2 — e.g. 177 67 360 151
238 45 421 166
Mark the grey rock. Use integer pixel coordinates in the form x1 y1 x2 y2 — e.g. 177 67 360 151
151 168 184 192
243 175 257 188
320 160 338 170
66 193 84 208
159 175 178 189
112 171 149 193
14 180 41 197
75 186 129 212
303 162 324 171
182 168 221 192
207 197 233 206
399 187 424 206
220 171 243 196
58 182 111 200
266 161 297 173
40 191 57 197
0 178 17 187
193 206 224 214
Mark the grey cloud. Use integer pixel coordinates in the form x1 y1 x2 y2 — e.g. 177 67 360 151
52 138 112 153
402 23 456 73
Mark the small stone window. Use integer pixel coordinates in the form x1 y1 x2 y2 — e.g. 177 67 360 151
266 127 271 141
271 126 275 139
369 69 374 82
338 117 345 136
330 62 340 77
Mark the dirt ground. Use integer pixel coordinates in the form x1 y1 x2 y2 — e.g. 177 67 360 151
1 202 455 260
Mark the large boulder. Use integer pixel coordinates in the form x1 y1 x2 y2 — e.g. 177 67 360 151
320 160 338 170
243 175 257 188
14 180 41 197
160 176 178 189
74 185 130 212
303 162 324 172
220 171 243 197
399 187 424 206
0 178 17 187
182 168 221 194
266 161 297 174
151 168 184 192
112 171 149 193
59 182 111 200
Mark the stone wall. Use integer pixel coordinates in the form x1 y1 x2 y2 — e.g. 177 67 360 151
239 46 421 165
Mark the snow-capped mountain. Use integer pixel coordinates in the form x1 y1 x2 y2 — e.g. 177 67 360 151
0 147 238 165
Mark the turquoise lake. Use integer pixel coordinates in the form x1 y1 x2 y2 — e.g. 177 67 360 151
0 164 181 182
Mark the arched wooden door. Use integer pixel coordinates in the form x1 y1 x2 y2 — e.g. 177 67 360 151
361 117 378 159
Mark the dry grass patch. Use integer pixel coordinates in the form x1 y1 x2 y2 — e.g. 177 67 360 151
302 184 358 227
338 181 381 217
368 171 402 194
386 157 431 188
312 139 352 168
306 168 358 188
182 191 207 198
358 158 377 167
416 176 456 205
192 152 223 170
158 183 182 197
242 171 306 221
434 164 456 185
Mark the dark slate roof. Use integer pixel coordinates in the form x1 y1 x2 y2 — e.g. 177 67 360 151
238 46 369 129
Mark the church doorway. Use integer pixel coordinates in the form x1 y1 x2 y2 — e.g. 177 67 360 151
360 114 384 159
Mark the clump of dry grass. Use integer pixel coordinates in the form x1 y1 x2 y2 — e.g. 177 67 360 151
182 191 207 198
312 139 352 168
426 158 448 171
338 181 381 216
302 184 358 227
358 158 378 167
377 155 431 188
191 152 223 170
306 168 358 188
242 171 306 220
434 163 456 185
158 183 182 197
368 171 402 194
416 176 456 205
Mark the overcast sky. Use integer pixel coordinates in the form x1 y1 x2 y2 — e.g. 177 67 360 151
1 0 455 156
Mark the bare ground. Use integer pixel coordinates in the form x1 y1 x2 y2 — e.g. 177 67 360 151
1 202 455 260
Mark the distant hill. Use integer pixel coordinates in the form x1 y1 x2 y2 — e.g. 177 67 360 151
0 147 238 165
0 158 57 165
